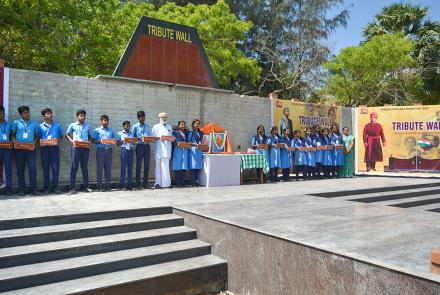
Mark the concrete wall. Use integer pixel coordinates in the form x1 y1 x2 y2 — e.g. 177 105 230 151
8 69 271 187
175 209 440 295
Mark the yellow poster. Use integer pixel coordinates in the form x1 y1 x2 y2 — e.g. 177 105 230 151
272 99 341 136
356 105 440 174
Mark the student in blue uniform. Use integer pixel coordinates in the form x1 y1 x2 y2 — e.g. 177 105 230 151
302 128 315 180
280 128 292 181
66 109 92 194
251 125 269 181
292 129 305 181
92 115 116 192
11 106 40 196
117 121 135 190
39 108 63 194
312 125 323 179
268 126 281 182
172 120 189 187
321 127 332 178
132 111 152 189
329 124 344 178
0 106 12 195
188 119 204 186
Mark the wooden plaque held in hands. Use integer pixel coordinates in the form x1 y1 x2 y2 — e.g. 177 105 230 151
74 141 91 149
40 139 58 146
14 142 34 151
0 141 13 149
141 136 157 143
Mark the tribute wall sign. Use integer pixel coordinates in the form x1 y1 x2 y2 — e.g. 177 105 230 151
113 16 219 88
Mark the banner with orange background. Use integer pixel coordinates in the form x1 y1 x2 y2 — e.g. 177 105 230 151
272 98 341 135
356 105 440 175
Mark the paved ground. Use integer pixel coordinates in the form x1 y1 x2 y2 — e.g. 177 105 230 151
1 176 439 283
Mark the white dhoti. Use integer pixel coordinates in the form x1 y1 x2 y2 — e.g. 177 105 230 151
155 157 171 188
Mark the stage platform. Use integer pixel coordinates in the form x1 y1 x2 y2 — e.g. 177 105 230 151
1 176 439 294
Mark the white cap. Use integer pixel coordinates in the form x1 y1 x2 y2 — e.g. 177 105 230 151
158 112 168 118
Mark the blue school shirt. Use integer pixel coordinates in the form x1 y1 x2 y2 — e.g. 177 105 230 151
93 126 116 149
117 130 135 150
66 121 91 142
0 121 11 141
12 119 39 143
268 135 281 168
172 130 189 171
292 138 305 166
329 133 344 166
280 136 292 169
39 121 63 140
302 136 315 167
131 122 152 144
251 134 270 165
188 129 204 170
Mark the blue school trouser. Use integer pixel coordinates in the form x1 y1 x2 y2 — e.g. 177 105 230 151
191 169 201 185
120 148 134 188
41 146 60 189
15 149 37 192
175 170 186 186
96 148 113 190
0 148 12 188
70 147 89 190
135 144 150 187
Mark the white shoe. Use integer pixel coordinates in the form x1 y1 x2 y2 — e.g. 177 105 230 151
0 183 5 189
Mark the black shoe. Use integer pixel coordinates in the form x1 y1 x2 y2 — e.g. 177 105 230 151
52 188 62 194
42 188 51 194
154 184 161 189
143 185 149 189
69 189 77 195
18 190 26 196
5 188 13 196
31 190 41 196
136 185 143 190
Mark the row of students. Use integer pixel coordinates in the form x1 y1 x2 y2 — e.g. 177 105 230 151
0 106 206 196
252 124 348 181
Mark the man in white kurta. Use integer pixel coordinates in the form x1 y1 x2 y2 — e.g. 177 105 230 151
152 113 173 188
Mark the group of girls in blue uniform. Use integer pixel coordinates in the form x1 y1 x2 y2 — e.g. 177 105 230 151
251 124 344 181
171 119 205 187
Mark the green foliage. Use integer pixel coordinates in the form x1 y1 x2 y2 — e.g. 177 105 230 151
0 0 260 89
362 2 440 104
324 34 424 106
149 0 261 88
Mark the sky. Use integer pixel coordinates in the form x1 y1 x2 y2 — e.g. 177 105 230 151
327 0 440 54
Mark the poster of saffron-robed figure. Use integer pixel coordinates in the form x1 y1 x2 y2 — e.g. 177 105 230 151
356 105 440 175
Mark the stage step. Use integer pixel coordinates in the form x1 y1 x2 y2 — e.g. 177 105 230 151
0 213 184 248
0 207 173 230
0 207 228 294
0 226 197 268
309 182 440 198
328 186 439 201
3 255 227 295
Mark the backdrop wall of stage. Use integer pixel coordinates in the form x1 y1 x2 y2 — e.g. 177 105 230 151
5 68 270 187
355 105 440 176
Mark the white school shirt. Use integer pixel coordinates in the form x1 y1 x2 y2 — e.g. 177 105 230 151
152 123 173 159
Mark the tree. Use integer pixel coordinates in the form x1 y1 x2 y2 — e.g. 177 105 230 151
324 34 425 106
363 2 440 104
230 0 349 98
0 0 260 89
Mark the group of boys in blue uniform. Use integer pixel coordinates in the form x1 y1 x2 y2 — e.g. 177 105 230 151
252 124 344 181
0 106 205 196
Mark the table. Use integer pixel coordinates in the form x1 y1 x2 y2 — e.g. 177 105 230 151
240 153 270 184
199 154 241 187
